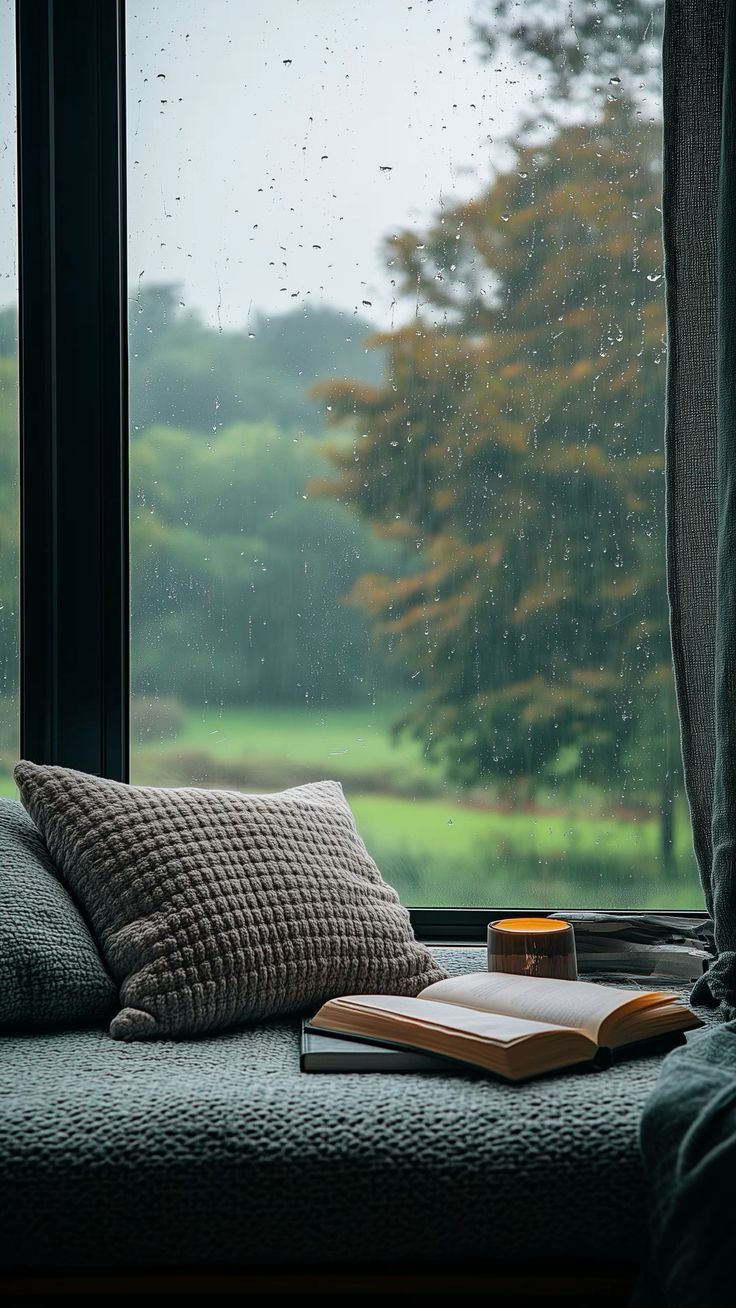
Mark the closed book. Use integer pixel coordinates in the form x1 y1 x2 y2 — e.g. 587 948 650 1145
300 1023 460 1073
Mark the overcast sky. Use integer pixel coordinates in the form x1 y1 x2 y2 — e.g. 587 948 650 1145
1 0 537 331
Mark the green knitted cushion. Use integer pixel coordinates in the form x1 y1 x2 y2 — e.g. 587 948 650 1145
0 796 115 1030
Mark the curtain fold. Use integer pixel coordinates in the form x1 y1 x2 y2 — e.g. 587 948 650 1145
698 0 736 1012
664 3 722 904
622 14 736 1305
664 0 736 1010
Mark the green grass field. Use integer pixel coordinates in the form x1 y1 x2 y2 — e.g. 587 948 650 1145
128 700 702 910
1 699 702 909
349 793 699 908
133 699 443 793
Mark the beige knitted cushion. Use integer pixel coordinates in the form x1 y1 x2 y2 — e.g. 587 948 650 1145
14 762 445 1041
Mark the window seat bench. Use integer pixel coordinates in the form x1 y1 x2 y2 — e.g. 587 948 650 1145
0 947 703 1296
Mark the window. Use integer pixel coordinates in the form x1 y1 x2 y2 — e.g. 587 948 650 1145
10 0 701 923
0 0 18 793
125 0 698 910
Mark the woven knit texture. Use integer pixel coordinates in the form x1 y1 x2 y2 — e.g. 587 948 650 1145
14 763 444 1039
0 949 717 1272
662 1 724 898
0 797 115 1031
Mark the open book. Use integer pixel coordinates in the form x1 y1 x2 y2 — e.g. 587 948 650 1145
309 971 701 1082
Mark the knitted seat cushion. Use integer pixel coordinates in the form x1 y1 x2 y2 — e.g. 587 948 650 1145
14 762 444 1041
3 951 707 1273
0 797 115 1031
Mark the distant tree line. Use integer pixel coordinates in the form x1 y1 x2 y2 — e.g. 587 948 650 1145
0 298 402 714
129 287 381 437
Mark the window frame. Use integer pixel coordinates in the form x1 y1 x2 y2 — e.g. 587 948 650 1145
12 0 705 942
16 0 128 781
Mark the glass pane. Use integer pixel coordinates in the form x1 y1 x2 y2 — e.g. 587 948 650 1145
0 0 19 792
127 0 700 908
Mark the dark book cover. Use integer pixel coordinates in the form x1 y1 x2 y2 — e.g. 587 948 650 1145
300 1022 463 1073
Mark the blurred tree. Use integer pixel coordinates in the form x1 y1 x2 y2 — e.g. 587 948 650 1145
317 95 677 866
129 286 380 437
0 305 16 358
131 420 402 708
0 303 397 720
473 0 662 122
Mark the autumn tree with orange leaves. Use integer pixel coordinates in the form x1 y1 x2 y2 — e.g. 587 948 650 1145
316 96 679 863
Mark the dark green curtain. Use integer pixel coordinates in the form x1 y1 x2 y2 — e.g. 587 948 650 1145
697 0 736 1014
664 0 736 1014
632 8 736 1304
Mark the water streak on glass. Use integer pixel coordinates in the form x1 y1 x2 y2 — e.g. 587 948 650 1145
126 0 700 908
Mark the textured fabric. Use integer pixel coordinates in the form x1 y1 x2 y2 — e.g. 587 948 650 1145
633 1024 736 1308
0 797 114 1031
694 0 736 1017
664 0 736 1016
14 762 444 1040
663 0 724 909
0 948 715 1272
664 0 736 1017
636 12 736 1306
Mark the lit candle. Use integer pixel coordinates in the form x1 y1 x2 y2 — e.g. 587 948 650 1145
487 916 578 981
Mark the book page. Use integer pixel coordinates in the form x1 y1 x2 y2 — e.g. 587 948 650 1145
419 971 672 1042
323 994 575 1044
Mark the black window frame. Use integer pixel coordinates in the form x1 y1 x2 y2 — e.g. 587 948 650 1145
12 0 706 944
16 0 128 782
